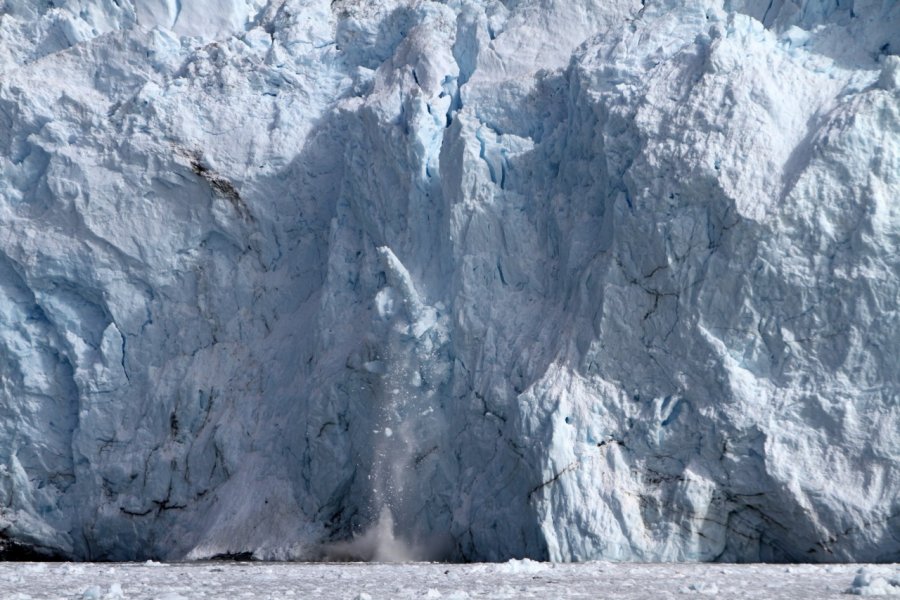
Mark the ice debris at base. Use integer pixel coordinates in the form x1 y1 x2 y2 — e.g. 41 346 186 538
683 581 720 595
80 583 125 600
0 0 898 562
847 568 900 596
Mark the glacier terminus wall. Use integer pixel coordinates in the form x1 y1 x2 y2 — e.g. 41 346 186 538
0 0 898 562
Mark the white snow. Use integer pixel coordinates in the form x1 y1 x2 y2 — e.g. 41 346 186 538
0 0 897 564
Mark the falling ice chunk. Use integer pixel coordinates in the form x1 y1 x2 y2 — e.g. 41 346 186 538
375 287 397 319
384 428 393 437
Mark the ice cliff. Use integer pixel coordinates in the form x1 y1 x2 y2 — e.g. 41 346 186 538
0 0 898 562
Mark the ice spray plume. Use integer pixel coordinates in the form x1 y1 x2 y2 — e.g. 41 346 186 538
322 507 418 562
323 247 451 562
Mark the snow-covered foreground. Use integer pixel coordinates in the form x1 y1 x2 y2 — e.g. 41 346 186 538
2 561 899 599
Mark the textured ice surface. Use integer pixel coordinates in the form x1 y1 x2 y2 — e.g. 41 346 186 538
0 0 898 562
847 566 900 596
0 561 894 600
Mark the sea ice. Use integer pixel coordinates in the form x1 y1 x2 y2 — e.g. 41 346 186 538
0 561 888 600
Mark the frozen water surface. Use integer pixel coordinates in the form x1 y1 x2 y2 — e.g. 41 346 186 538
2 561 899 599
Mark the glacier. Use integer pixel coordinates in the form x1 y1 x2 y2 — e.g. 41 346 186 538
0 0 897 563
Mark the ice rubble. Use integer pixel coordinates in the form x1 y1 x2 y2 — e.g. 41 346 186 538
0 0 897 562
0 560 888 599
847 567 900 596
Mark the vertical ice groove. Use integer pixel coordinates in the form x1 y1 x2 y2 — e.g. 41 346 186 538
172 0 183 29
